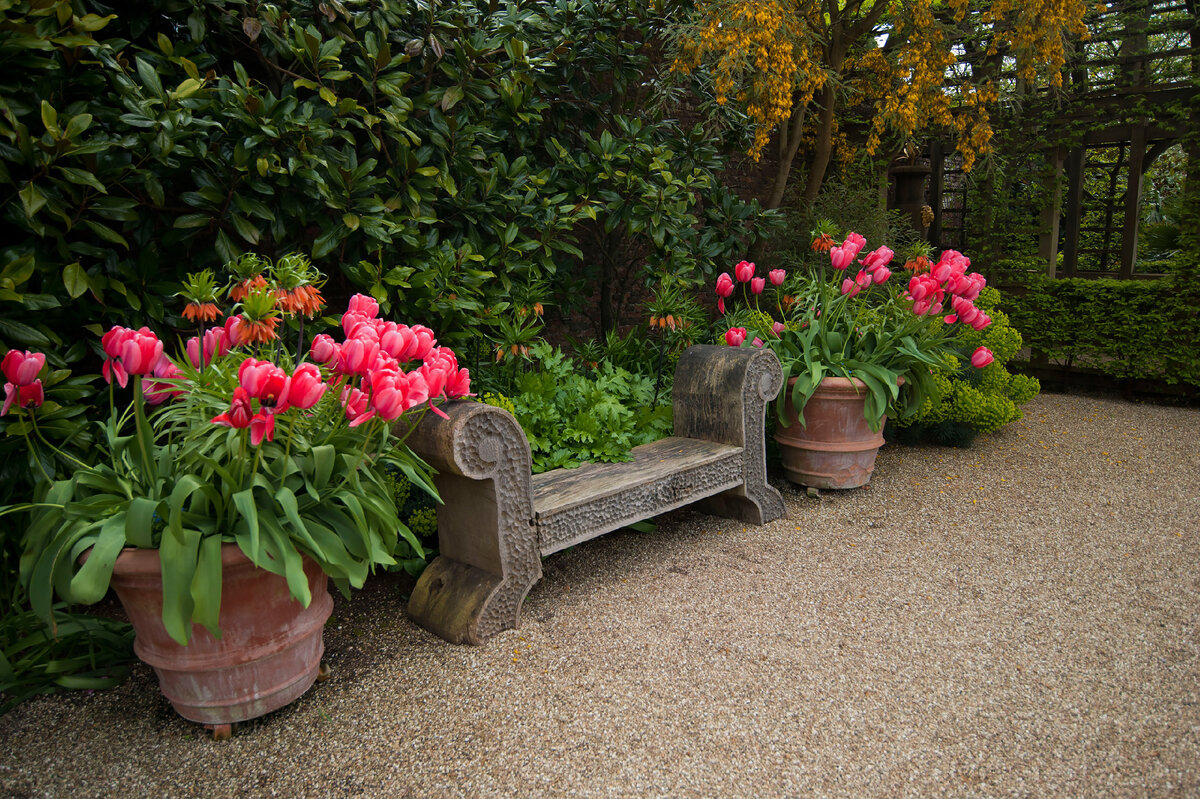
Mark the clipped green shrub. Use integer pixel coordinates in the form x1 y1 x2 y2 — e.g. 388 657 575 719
997 270 1200 388
893 287 1040 445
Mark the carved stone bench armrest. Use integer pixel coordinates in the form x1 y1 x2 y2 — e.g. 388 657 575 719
402 402 541 644
671 345 785 524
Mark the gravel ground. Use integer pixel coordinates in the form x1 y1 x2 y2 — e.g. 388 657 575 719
2 391 1198 798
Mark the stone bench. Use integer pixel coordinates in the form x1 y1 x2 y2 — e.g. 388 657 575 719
402 344 785 644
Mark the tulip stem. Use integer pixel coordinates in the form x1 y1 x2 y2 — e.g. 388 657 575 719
651 332 667 409
17 407 54 484
296 316 305 363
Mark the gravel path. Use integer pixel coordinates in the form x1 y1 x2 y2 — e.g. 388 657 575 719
2 391 1198 798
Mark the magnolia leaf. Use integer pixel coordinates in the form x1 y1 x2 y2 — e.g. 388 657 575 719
61 263 88 299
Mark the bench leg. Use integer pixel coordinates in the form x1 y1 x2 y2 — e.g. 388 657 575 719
405 405 540 645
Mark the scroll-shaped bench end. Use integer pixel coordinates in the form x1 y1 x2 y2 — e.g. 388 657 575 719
403 402 541 644
672 345 786 524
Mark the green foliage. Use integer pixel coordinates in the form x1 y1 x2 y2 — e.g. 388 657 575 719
0 0 770 360
896 287 1041 441
1 604 134 714
502 343 672 473
998 270 1200 387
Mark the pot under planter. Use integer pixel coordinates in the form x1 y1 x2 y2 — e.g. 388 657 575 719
107 543 332 738
774 376 888 490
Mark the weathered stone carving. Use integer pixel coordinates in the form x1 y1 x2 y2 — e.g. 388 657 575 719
403 345 785 644
404 403 540 644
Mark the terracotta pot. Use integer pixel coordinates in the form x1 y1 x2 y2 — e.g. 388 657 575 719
108 543 332 727
774 376 888 489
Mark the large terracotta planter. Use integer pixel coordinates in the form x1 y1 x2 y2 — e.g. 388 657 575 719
774 376 887 489
108 544 332 731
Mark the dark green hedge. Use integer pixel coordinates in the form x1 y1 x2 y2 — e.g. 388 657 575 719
994 264 1200 388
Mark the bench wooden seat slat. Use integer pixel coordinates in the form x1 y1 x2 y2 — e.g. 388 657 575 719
533 437 744 556
403 345 786 645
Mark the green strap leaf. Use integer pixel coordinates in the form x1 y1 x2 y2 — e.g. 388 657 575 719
189 535 224 638
159 527 201 645
68 514 127 604
125 497 159 548
232 488 261 564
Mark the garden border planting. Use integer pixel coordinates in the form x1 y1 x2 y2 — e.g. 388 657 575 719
402 345 786 644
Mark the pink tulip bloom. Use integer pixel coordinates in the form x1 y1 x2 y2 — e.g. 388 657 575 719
2 380 43 416
734 260 755 282
752 337 764 348
223 315 247 348
408 326 437 362
310 334 341 367
339 337 380 376
873 266 892 285
101 326 132 386
341 386 372 426
346 293 380 319
1 350 45 386
932 262 952 283
445 366 471 399
970 311 992 331
119 328 164 376
238 358 290 408
187 327 230 369
829 246 854 271
971 346 994 368
859 246 894 272
714 272 735 314
750 277 766 295
145 357 185 406
286 363 327 410
854 269 873 289
841 278 861 298
249 411 275 446
768 269 786 287
842 232 866 259
212 387 253 429
944 314 958 324
911 299 930 316
725 327 748 347
772 321 785 337
908 276 927 301
419 347 460 399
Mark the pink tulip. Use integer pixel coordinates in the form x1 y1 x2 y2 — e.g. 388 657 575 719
1 350 45 386
944 314 958 324
238 358 290 407
339 337 380 376
715 272 735 314
346 293 380 319
286 363 327 410
119 328 164 376
872 266 892 285
419 347 460 399
932 262 952 283
750 277 765 295
145 357 185 405
859 246 894 272
970 311 992 331
908 276 928 302
970 346 994 368
341 311 372 339
2 380 43 416
842 232 866 259
408 326 437 362
829 246 854 271
768 269 786 287
187 328 230 369
445 365 471 399
212 387 253 429
249 411 275 445
841 278 860 298
725 327 747 347
772 321 785 336
341 386 372 426
310 334 341 367
734 260 755 282
854 269 873 289
223 315 246 348
752 337 764 348
911 298 930 316
101 326 132 386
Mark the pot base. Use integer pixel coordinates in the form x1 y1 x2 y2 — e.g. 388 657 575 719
775 376 886 490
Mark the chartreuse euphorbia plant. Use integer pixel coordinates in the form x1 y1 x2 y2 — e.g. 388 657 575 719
715 225 995 431
19 270 471 645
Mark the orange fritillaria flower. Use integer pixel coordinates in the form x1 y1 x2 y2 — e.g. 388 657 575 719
182 302 222 322
230 275 268 302
810 233 835 253
239 316 279 345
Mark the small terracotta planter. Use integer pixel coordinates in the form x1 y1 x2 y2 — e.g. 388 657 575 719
774 376 889 489
107 544 331 735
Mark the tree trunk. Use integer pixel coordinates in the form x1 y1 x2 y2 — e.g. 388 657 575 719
800 85 836 211
765 101 810 210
